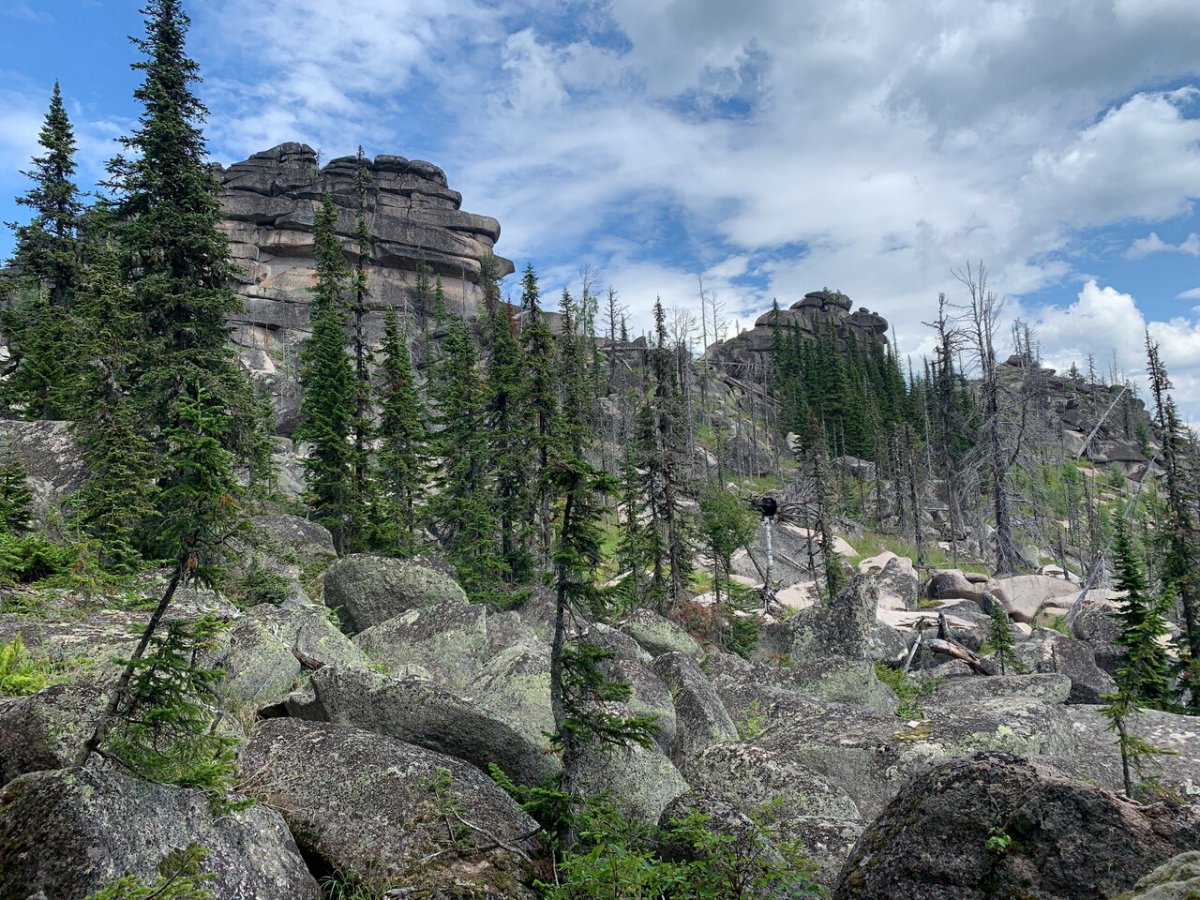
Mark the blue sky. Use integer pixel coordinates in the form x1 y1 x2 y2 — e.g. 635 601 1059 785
3 1 1200 411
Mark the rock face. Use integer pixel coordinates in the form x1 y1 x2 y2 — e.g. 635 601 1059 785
322 553 468 633
833 752 1200 900
216 143 514 433
707 290 889 368
241 718 538 897
0 765 317 899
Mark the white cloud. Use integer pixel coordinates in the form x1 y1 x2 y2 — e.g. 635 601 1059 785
1128 232 1200 259
1177 287 1200 300
1024 280 1200 420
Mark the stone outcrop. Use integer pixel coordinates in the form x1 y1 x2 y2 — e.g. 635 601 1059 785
216 143 513 433
0 765 317 899
706 289 889 368
833 752 1200 900
241 718 538 897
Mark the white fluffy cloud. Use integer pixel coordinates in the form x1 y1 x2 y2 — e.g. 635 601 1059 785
1128 232 1200 259
182 4 1200 413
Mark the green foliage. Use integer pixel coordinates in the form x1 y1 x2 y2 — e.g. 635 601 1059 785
104 613 237 791
1110 522 1176 710
540 798 826 899
699 482 757 605
736 700 768 740
238 566 292 607
488 764 572 838
374 307 428 554
984 828 1013 856
152 386 244 586
85 845 214 900
0 531 75 584
873 662 940 719
297 193 356 553
0 634 55 696
0 450 33 534
987 605 1023 675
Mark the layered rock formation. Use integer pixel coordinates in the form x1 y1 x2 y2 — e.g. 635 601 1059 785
216 143 513 431
708 289 890 369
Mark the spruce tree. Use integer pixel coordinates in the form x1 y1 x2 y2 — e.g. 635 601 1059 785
69 251 158 569
427 312 502 597
346 147 378 549
2 81 86 419
1145 336 1200 711
1110 521 1175 710
296 194 355 552
376 307 428 554
519 264 563 562
483 268 534 583
987 602 1021 675
0 449 33 535
108 0 266 471
9 80 83 307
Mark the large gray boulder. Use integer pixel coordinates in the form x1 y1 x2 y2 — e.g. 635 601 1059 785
353 599 489 691
1049 706 1200 804
248 514 337 568
1124 852 1200 899
322 554 468 633
618 609 702 658
0 765 317 899
0 419 83 521
285 665 559 784
241 719 538 898
0 680 108 786
1066 590 1125 674
755 577 897 715
993 574 1077 623
571 739 689 824
213 617 302 708
247 603 371 670
833 752 1200 900
926 569 996 604
650 652 738 763
1017 628 1116 704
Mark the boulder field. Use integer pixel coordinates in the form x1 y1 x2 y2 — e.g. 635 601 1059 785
2 533 1198 896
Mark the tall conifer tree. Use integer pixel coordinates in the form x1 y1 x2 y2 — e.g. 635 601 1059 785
108 0 265 471
297 194 355 552
376 307 428 553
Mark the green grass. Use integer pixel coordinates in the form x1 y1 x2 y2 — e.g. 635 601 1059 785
847 531 954 570
874 662 940 720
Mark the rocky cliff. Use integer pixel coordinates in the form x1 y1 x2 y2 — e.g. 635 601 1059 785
217 143 513 430
708 289 890 371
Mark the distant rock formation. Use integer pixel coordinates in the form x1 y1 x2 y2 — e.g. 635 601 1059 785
707 289 890 371
215 142 513 432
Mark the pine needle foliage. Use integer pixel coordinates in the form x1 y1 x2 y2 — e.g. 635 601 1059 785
296 193 356 552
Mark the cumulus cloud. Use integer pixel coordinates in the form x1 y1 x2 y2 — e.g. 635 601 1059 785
1025 280 1200 418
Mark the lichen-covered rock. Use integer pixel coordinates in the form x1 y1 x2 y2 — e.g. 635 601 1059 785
248 603 371 670
0 419 83 521
473 642 555 751
604 657 678 754
833 752 1200 900
755 577 897 715
0 680 108 786
589 621 653 665
1123 851 1200 899
1066 590 1126 674
1050 706 1200 804
571 738 689 824
0 765 317 899
241 718 538 898
213 616 301 708
323 554 468 632
926 569 996 604
353 599 488 691
1017 628 1116 704
650 652 738 763
927 672 1072 705
248 514 337 569
619 609 702 658
285 665 559 784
